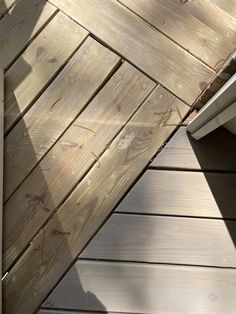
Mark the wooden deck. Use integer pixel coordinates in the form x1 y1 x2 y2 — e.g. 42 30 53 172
1 1 236 313
39 124 236 314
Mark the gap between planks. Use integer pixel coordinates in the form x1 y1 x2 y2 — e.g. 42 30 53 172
3 62 156 274
4 36 121 202
3 84 189 314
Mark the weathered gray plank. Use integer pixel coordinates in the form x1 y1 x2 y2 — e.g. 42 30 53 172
82 214 236 267
4 37 119 201
0 0 56 69
115 170 236 218
119 0 235 69
3 62 154 273
42 260 236 314
50 0 214 104
4 11 88 133
151 126 236 171
3 85 189 314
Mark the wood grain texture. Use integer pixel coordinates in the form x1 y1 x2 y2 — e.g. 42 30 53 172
42 260 236 314
82 214 236 267
183 0 236 42
151 126 236 171
4 37 119 201
119 0 235 69
50 0 214 104
4 12 88 133
115 170 236 218
3 85 189 314
0 68 3 314
211 0 236 19
0 0 56 69
3 62 154 273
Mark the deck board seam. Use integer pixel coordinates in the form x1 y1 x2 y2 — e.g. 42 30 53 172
4 31 89 138
113 211 236 221
47 0 193 107
115 0 216 71
3 8 59 73
3 45 121 204
147 166 236 174
78 257 236 270
3 83 157 276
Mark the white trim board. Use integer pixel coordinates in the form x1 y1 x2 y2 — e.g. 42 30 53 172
187 74 236 139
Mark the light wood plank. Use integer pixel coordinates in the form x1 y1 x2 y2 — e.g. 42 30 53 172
4 12 88 133
3 85 189 314
116 170 236 218
0 0 56 69
82 214 236 267
41 260 236 314
50 0 214 104
3 62 155 273
183 0 236 42
211 0 236 19
0 68 3 314
119 0 235 69
4 37 119 201
151 126 236 171
0 0 14 15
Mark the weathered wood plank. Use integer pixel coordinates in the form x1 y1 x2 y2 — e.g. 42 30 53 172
115 170 236 218
151 126 236 171
50 0 214 104
3 85 189 314
0 0 56 69
3 62 154 273
183 0 236 42
210 0 236 19
82 214 236 267
41 260 236 314
4 37 119 201
0 68 3 314
119 0 235 69
4 12 88 133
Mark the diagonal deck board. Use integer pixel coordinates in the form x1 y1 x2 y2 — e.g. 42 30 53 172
4 11 88 134
115 170 236 218
119 0 235 69
50 0 214 104
0 0 56 70
151 126 236 171
81 214 236 267
210 0 236 19
3 85 189 314
4 37 119 201
42 260 236 314
3 62 154 273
